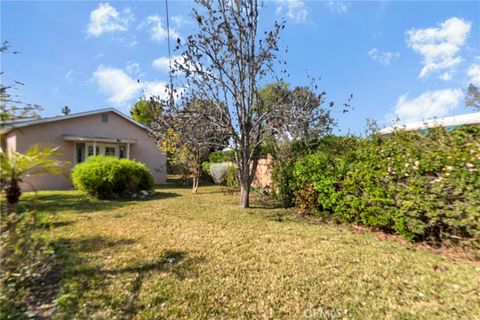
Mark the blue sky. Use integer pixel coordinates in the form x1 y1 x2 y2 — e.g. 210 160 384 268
2 0 479 134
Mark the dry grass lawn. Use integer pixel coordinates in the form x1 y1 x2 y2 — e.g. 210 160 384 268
22 182 480 319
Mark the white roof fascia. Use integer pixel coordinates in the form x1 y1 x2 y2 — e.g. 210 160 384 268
379 112 480 134
62 135 138 144
1 108 149 132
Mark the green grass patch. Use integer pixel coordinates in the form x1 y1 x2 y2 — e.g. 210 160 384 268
19 183 480 319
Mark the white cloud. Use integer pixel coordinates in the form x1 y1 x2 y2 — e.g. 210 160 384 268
143 15 181 42
467 63 480 86
152 57 171 72
368 48 400 66
326 1 350 14
394 88 463 122
438 72 452 81
126 39 138 48
406 17 471 80
93 65 171 104
125 61 140 75
65 70 79 84
86 3 133 37
152 55 194 74
275 0 308 23
93 66 142 104
171 15 192 28
93 53 105 60
143 81 170 100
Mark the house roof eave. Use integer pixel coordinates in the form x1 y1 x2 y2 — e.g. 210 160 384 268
0 108 149 133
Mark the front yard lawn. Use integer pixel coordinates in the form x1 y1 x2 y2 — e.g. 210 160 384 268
22 182 479 319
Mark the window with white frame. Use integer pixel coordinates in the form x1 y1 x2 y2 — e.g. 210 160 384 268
104 146 116 156
74 142 128 164
87 145 99 157
76 143 85 163
118 146 127 159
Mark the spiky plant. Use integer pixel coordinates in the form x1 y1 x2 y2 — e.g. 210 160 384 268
1 144 68 213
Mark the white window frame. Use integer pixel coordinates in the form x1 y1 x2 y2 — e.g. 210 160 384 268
86 143 99 157
102 143 118 157
75 142 129 163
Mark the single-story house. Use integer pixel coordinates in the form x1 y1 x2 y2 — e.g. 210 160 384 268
1 108 167 191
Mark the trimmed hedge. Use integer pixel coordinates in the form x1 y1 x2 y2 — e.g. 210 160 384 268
278 125 480 247
72 156 154 199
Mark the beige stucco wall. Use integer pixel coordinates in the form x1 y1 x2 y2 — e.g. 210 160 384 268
5 132 16 153
7 111 166 191
252 155 273 189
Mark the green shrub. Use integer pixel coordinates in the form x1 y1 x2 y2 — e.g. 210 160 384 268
200 161 213 182
72 156 154 199
271 161 296 207
201 161 211 175
288 125 480 248
209 150 235 163
225 164 238 188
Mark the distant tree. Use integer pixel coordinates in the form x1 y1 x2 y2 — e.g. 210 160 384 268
0 41 42 121
257 82 340 206
151 98 227 193
257 81 338 156
130 97 162 127
258 82 338 144
466 84 480 111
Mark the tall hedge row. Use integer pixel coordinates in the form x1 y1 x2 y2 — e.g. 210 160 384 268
277 125 480 247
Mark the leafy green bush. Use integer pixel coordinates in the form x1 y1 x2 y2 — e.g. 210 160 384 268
72 156 154 199
209 150 235 163
200 161 213 182
201 161 211 174
271 161 296 207
287 125 480 248
273 135 359 209
225 164 238 188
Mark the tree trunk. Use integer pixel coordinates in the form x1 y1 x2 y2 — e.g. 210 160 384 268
192 164 201 194
192 177 199 193
5 179 21 214
240 183 250 208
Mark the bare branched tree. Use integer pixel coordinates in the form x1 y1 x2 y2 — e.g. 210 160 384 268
150 98 227 193
259 82 345 143
258 81 346 165
171 0 286 207
155 0 346 207
0 41 42 121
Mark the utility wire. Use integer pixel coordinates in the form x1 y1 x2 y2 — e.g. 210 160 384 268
165 0 174 107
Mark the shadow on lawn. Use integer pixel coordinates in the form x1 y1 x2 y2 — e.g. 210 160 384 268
38 220 76 230
159 177 216 189
19 190 181 214
52 236 204 318
148 191 182 200
200 188 238 195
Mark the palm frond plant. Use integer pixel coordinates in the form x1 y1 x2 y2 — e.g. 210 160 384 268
0 144 69 214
